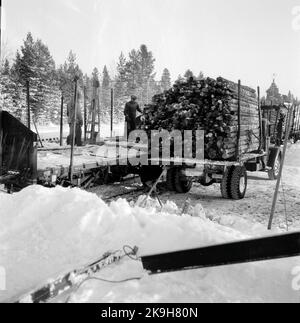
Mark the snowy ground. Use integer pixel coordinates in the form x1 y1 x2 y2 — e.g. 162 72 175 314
36 122 125 141
0 143 299 303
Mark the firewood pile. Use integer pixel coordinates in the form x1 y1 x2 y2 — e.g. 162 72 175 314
141 77 261 160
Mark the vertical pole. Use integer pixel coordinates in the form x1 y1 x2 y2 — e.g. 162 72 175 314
91 85 96 143
257 86 263 150
69 77 79 182
97 87 101 140
0 0 3 174
26 80 31 130
60 95 64 146
83 86 87 143
0 0 2 60
236 80 241 160
111 88 114 138
268 105 294 230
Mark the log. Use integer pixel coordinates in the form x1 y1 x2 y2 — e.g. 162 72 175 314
142 76 261 161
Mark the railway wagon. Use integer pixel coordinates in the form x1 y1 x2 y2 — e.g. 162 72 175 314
0 111 139 192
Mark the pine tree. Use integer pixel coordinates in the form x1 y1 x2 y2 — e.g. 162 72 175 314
13 33 59 124
114 53 128 121
125 49 140 95
101 65 111 121
161 68 171 91
176 74 185 82
0 59 15 115
197 71 204 80
184 69 195 80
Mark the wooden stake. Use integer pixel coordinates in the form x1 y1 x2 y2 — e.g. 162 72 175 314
83 86 87 142
26 80 31 130
60 95 64 146
69 77 79 182
111 88 114 138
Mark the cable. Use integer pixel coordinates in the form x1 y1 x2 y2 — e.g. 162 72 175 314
123 245 141 261
65 275 142 303
65 245 141 303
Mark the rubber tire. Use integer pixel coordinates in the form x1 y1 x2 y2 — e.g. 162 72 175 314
221 167 234 199
230 166 248 200
174 168 193 193
166 168 176 191
268 154 281 180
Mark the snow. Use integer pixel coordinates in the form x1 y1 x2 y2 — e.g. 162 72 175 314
36 122 125 141
37 144 140 170
0 141 300 303
0 185 299 303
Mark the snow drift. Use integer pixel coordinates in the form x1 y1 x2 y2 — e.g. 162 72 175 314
0 186 299 303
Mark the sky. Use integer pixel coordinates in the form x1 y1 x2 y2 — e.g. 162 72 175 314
1 0 300 97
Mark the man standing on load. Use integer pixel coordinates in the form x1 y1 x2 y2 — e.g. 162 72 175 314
124 95 142 137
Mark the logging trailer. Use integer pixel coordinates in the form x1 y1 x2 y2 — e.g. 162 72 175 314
138 86 298 201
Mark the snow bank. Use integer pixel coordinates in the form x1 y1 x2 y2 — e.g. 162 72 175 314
0 186 299 303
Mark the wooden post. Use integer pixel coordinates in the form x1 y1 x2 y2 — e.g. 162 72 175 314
91 85 96 143
111 88 114 138
69 77 79 182
236 80 241 160
83 86 87 142
0 0 2 172
97 87 101 140
268 105 294 230
60 95 64 146
26 80 31 130
257 86 263 150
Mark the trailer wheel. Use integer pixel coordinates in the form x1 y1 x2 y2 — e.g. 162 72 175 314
174 168 193 193
268 154 281 180
166 168 176 191
230 166 248 200
221 166 233 199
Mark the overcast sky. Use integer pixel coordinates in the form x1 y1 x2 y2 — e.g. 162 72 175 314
2 0 300 97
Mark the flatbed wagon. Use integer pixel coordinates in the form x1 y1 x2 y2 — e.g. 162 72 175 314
0 111 142 191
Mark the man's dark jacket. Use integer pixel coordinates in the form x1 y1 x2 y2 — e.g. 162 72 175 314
124 101 142 131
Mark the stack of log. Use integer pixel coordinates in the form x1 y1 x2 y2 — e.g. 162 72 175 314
262 105 288 144
141 77 261 160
